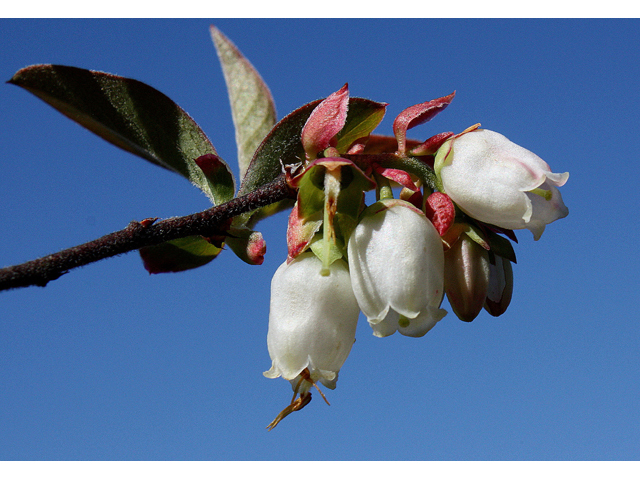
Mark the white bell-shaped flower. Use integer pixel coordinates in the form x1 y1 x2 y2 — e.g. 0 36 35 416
347 199 447 337
264 252 359 393
435 129 569 240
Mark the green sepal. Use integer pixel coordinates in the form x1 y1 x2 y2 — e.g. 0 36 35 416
294 159 373 230
433 138 453 179
310 235 344 266
337 164 375 220
9 64 235 205
139 236 223 274
292 159 374 261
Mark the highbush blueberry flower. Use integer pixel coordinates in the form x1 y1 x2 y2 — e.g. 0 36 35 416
347 199 447 337
264 252 359 428
434 129 569 240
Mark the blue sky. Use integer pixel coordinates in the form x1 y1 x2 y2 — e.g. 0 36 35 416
0 18 638 461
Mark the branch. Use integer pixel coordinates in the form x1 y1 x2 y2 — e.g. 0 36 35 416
0 175 296 292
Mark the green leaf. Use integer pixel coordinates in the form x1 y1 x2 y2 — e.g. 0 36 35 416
233 97 387 227
240 97 387 198
335 99 387 152
294 161 326 218
485 228 518 264
239 99 321 197
211 26 277 183
9 64 235 205
230 99 321 227
139 236 223 274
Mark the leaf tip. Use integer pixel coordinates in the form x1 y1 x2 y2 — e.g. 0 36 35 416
195 153 225 177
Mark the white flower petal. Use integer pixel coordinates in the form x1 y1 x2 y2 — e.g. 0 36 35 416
264 253 359 388
438 129 569 239
348 199 447 338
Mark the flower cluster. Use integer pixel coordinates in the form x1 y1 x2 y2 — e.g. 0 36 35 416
264 85 569 429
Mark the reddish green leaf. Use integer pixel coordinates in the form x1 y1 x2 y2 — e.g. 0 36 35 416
301 83 350 159
139 236 223 274
9 64 235 205
239 99 321 197
234 96 388 227
194 154 235 198
393 92 455 154
409 131 455 156
240 97 389 197
335 99 387 153
355 134 419 154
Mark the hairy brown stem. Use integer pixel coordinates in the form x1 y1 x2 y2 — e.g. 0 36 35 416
0 175 296 292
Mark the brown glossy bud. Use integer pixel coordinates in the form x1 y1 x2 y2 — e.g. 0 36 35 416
484 255 514 317
444 233 490 322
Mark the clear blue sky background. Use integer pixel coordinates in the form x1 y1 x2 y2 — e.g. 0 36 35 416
0 18 638 461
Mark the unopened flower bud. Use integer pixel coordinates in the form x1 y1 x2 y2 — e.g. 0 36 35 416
484 254 514 317
444 233 490 322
